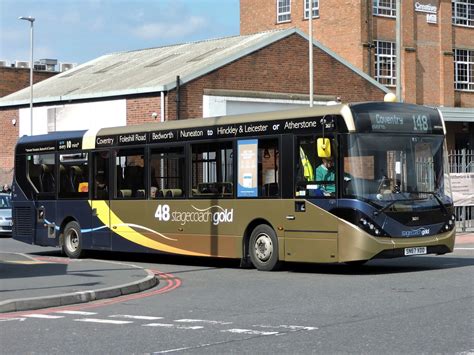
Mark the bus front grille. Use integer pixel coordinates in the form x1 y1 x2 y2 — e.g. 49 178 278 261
13 206 34 237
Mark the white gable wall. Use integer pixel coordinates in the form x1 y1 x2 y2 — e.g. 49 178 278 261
19 100 127 136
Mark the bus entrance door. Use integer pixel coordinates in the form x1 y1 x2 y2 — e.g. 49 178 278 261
90 151 112 250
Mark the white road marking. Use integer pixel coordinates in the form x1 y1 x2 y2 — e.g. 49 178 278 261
176 326 204 330
143 323 204 330
254 324 318 331
55 311 97 315
221 328 279 336
24 314 64 319
174 318 232 325
0 317 26 322
143 323 174 328
74 318 132 325
454 247 474 250
109 315 163 320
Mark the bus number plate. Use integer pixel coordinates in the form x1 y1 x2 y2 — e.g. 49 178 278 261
404 247 427 256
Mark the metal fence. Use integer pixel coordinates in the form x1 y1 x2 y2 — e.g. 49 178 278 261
448 149 474 232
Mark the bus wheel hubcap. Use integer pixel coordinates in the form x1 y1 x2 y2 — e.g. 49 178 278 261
254 233 273 262
67 230 78 251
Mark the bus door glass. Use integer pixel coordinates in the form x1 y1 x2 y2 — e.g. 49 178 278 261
26 153 57 246
91 151 111 249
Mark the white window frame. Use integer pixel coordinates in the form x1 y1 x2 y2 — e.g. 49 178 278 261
373 0 396 18
454 49 474 92
277 0 291 23
452 0 474 28
304 0 320 19
374 40 397 87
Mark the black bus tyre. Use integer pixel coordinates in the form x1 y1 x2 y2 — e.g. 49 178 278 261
62 221 84 258
249 224 281 271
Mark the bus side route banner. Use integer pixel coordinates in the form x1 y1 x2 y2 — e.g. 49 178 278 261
96 117 337 147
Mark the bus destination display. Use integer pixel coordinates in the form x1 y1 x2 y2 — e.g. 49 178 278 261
369 112 433 133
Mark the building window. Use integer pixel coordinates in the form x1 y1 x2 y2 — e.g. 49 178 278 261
277 0 291 23
454 49 474 91
374 40 396 87
304 0 319 19
373 0 396 17
452 0 474 27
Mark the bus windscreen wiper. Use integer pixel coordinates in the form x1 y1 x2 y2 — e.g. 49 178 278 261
415 191 449 215
373 199 403 216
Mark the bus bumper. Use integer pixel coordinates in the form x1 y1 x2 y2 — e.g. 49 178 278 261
338 221 456 262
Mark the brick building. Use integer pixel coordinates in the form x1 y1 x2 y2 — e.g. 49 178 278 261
0 29 388 185
240 0 474 149
0 66 57 98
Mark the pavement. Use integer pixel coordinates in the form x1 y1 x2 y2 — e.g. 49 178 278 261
0 231 472 314
0 252 158 313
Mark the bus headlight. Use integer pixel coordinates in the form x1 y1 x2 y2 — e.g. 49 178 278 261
359 216 385 237
443 214 456 232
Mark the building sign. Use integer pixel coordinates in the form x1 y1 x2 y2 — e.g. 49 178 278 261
450 173 474 207
414 2 437 14
237 139 258 197
414 1 438 24
426 14 437 24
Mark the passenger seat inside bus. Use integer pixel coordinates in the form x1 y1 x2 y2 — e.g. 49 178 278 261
166 189 182 198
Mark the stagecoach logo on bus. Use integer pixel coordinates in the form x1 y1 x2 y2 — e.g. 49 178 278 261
154 204 234 226
401 227 431 237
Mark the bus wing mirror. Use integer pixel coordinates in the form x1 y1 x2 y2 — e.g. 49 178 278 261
317 138 331 158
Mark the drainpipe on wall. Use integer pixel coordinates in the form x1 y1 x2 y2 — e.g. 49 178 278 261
396 0 402 101
367 0 373 76
175 75 180 120
160 91 165 122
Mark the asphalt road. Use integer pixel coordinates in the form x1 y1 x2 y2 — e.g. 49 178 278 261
1 237 473 354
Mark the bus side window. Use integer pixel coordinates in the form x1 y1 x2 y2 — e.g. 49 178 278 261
114 149 145 199
259 139 279 197
150 147 185 199
59 153 89 199
191 142 233 198
27 153 56 197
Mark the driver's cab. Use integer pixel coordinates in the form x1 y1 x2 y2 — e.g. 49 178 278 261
296 136 337 198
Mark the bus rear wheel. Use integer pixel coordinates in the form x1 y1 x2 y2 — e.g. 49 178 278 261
249 225 281 271
62 221 84 259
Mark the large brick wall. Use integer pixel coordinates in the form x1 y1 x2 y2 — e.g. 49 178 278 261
126 95 162 125
240 0 366 71
0 109 19 185
0 67 57 97
240 0 474 109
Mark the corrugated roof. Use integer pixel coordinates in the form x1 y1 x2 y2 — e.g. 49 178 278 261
0 28 389 108
438 107 474 122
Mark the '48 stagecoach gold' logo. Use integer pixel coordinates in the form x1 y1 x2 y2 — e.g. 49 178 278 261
155 204 234 226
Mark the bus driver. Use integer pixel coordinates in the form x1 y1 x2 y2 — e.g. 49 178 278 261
315 157 335 195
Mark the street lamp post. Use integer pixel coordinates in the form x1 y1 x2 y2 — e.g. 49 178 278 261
18 16 35 135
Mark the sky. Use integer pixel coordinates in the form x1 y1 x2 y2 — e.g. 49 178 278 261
0 0 240 65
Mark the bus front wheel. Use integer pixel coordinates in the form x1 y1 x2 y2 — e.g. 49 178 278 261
62 221 84 259
249 225 281 271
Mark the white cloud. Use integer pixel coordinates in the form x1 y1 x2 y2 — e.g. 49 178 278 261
131 15 207 40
